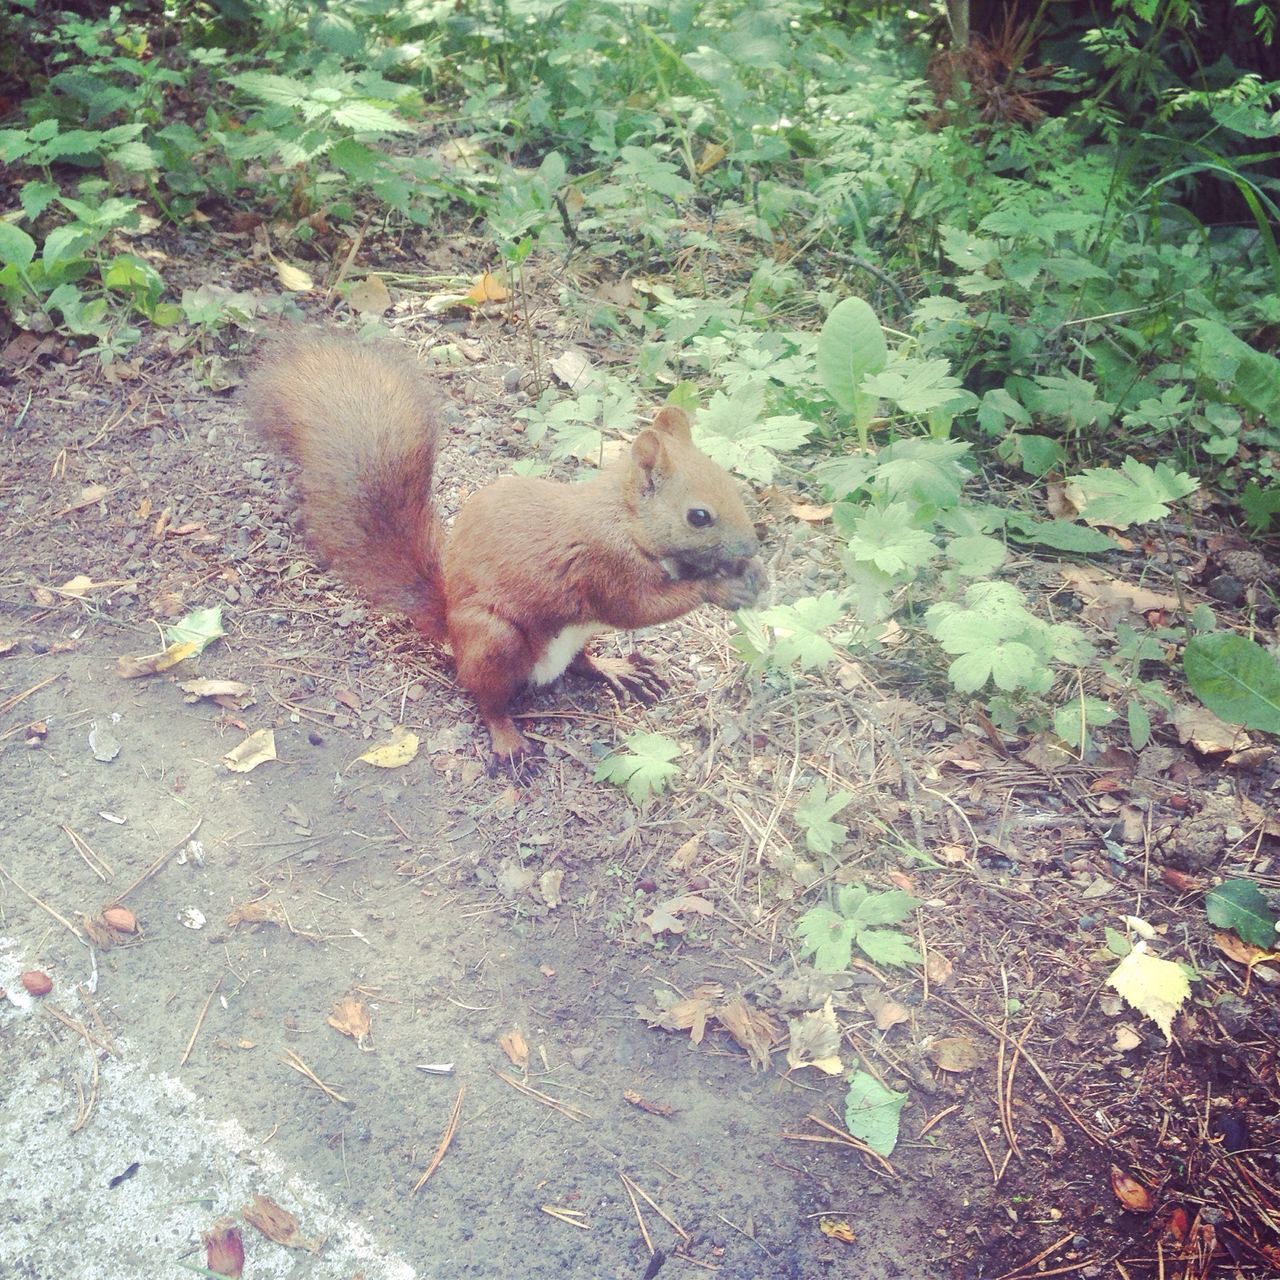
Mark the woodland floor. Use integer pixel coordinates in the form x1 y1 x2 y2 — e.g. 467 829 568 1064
1 231 1278 1280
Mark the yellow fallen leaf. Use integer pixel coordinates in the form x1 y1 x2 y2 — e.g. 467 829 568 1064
465 271 508 304
819 1217 856 1244
116 639 198 679
276 261 314 292
696 141 728 173
358 727 419 769
1105 943 1191 1042
222 728 278 773
348 273 392 316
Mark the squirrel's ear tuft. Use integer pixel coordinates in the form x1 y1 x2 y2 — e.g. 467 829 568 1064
651 405 693 443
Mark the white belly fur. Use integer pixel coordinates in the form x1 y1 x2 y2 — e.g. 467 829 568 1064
531 623 609 687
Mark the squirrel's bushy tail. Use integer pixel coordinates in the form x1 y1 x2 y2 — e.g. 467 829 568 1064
243 330 447 640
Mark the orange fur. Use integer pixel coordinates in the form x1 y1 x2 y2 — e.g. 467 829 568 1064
245 331 765 764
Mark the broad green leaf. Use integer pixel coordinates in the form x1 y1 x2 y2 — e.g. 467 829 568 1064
844 1070 907 1157
796 906 857 973
1067 457 1199 529
946 533 1007 577
331 101 413 134
230 71 311 107
1184 633 1280 734
756 593 847 671
845 505 937 576
165 605 225 654
19 181 59 222
856 928 923 967
593 731 681 806
816 297 886 415
1106 945 1192 1042
862 358 966 416
0 222 37 269
1127 700 1152 750
109 141 161 171
1206 879 1278 951
841 885 919 927
795 782 853 855
1006 520 1116 553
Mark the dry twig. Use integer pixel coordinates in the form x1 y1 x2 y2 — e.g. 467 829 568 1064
411 1084 465 1192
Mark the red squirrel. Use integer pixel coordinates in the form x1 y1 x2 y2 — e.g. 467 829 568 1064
244 330 766 766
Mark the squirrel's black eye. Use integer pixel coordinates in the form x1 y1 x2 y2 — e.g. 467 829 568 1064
687 508 714 529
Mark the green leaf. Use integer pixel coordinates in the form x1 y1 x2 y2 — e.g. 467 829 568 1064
842 886 920 927
108 141 161 171
230 71 310 107
816 297 886 416
862 358 966 416
1006 519 1116 553
1127 700 1152 750
330 101 413 134
1205 879 1278 951
755 593 847 672
797 906 858 973
1184 633 1280 734
795 782 853 855
0 222 37 269
1067 457 1199 529
1240 482 1280 534
19 181 59 221
843 1070 907 1157
946 533 1007 577
845 504 937 576
593 731 682 806
856 928 923 967
165 605 225 654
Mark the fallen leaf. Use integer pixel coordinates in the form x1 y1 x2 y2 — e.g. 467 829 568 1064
819 1217 856 1244
225 899 286 929
862 989 910 1031
924 952 954 986
21 970 52 996
786 998 844 1075
499 1027 529 1070
667 835 701 870
790 502 832 523
642 893 712 936
241 1193 323 1252
348 273 391 316
926 1035 981 1073
1106 943 1191 1042
222 728 277 772
117 638 198 679
357 727 420 769
639 982 724 1044
539 869 564 908
202 1218 245 1278
465 271 508 304
1171 703 1249 756
623 1090 674 1117
1163 1206 1189 1243
327 996 372 1049
696 141 728 173
180 678 252 704
276 261 313 292
1060 566 1179 625
549 348 595 390
1113 1025 1143 1052
1110 1164 1156 1213
717 994 782 1072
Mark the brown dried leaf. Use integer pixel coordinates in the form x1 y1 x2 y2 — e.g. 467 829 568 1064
642 893 712 936
789 502 832 523
222 727 278 772
926 1035 982 1073
241 1193 323 1253
202 1218 245 1278
465 271 508 304
327 996 372 1049
717 994 782 1072
1171 703 1249 755
116 639 197 679
862 989 910 1032
786 998 844 1075
924 952 954 986
1110 1164 1155 1213
225 899 286 929
1060 566 1179 626
819 1217 856 1243
499 1027 529 1070
623 1089 674 1117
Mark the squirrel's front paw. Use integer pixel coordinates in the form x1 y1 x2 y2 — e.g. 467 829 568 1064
705 556 767 611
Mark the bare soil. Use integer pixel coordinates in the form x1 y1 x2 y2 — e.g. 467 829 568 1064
1 251 1278 1280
